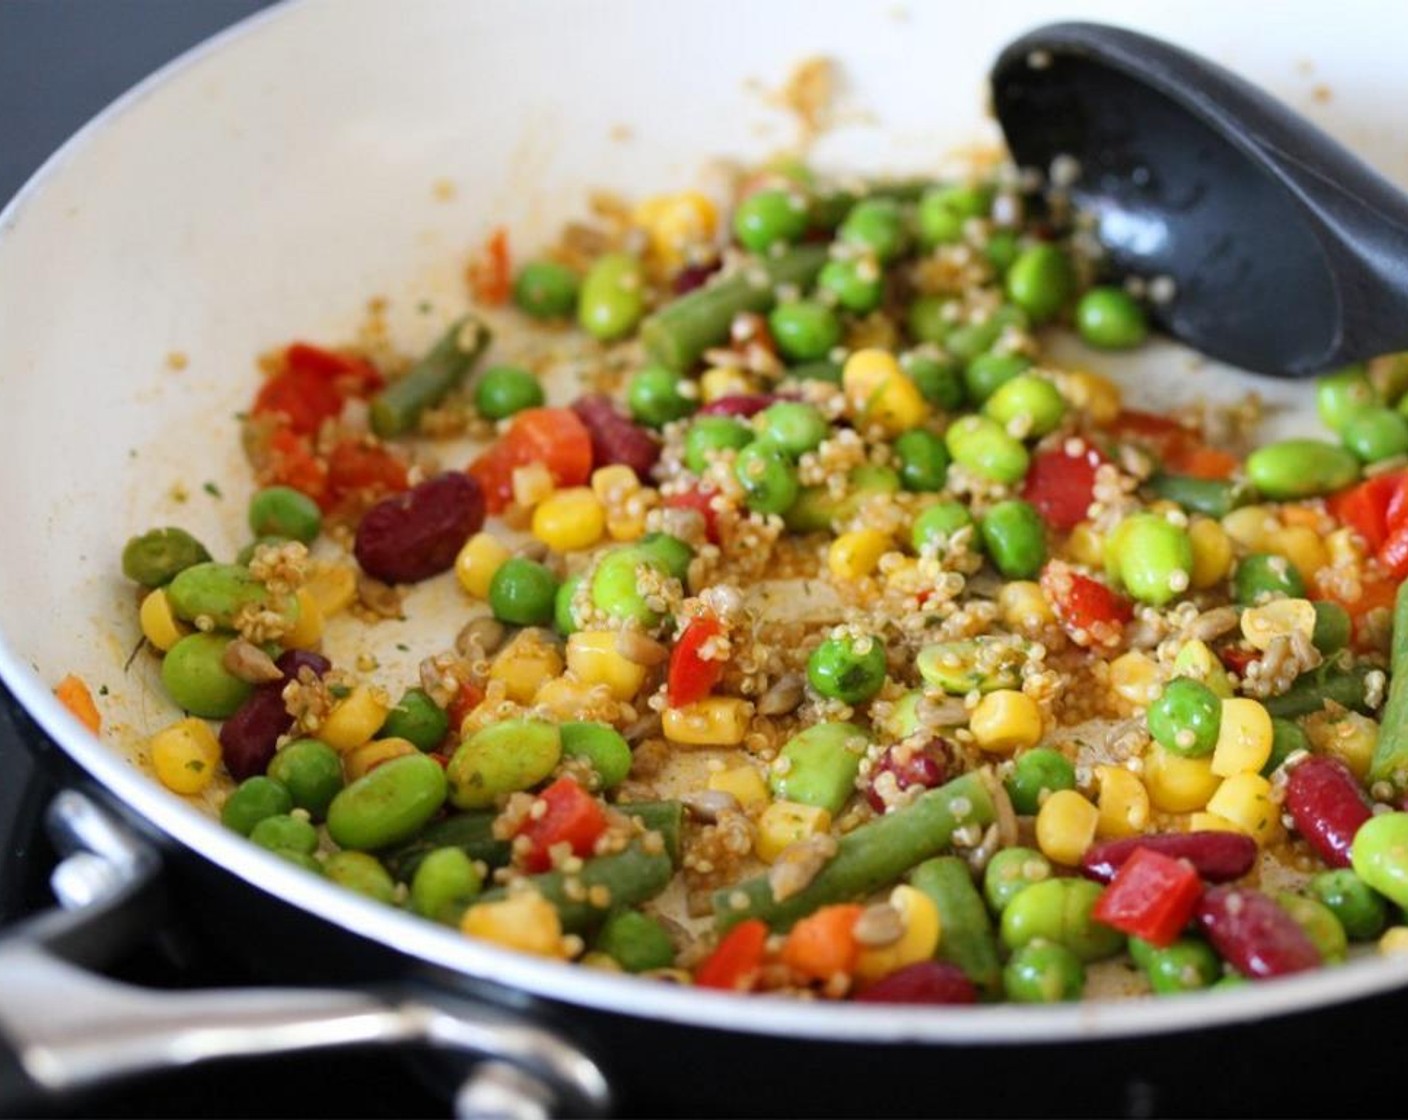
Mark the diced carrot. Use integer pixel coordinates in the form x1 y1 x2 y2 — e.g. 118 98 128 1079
780 904 864 982
467 226 512 307
1166 444 1239 481
54 674 101 734
1280 506 1323 530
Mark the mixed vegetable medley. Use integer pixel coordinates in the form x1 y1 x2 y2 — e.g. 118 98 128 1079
76 146 1408 1005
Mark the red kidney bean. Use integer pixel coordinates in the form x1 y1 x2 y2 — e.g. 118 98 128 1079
1284 756 1372 869
672 260 721 295
1195 885 1320 979
275 649 331 679
695 394 775 418
865 740 948 812
570 395 660 480
354 471 484 584
854 962 977 1005
1080 831 1257 884
220 687 293 781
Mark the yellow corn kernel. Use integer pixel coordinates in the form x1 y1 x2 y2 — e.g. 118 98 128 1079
1266 526 1330 585
662 698 754 746
842 349 930 436
1061 370 1122 425
1210 697 1274 777
842 348 900 401
343 737 418 782
1325 527 1364 568
969 689 1043 754
606 507 651 543
829 529 890 582
1206 772 1282 846
1066 521 1106 568
1240 597 1316 652
139 588 187 652
1306 710 1379 781
566 631 648 701
1035 789 1100 866
999 580 1056 633
700 366 757 404
512 461 555 508
756 800 831 863
591 465 641 504
532 487 606 553
1172 639 1234 698
1378 926 1408 956
282 587 325 651
490 632 565 705
1222 505 1278 550
1143 744 1221 812
455 532 512 599
461 891 566 958
854 885 943 983
1095 765 1151 839
319 686 391 753
1108 651 1160 710
1189 811 1242 834
708 764 770 808
149 718 221 795
1188 517 1234 590
635 191 717 266
305 563 357 618
532 676 598 720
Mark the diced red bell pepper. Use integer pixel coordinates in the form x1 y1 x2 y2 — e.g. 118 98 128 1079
322 438 410 513
1217 643 1260 677
259 426 328 502
1164 444 1239 480
285 342 384 392
515 777 609 874
1039 562 1133 648
662 486 722 544
695 919 770 992
1091 847 1204 948
1327 472 1406 552
667 617 726 708
467 407 594 513
1379 521 1408 580
1022 445 1103 531
252 368 345 435
467 226 512 307
1111 409 1200 462
444 680 484 740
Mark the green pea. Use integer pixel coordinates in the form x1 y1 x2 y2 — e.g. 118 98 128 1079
1276 892 1347 962
446 718 562 810
684 416 753 474
275 851 325 875
513 260 579 319
591 548 670 627
1075 286 1148 349
554 574 583 636
628 366 695 428
807 633 887 704
250 813 318 856
1004 939 1085 1003
161 633 254 719
985 228 1020 274
560 721 632 789
636 532 694 582
1246 439 1360 500
838 197 907 263
248 486 322 544
1312 600 1352 655
788 358 843 384
734 443 799 515
770 722 870 815
221 776 294 836
380 688 450 752
1350 811 1408 909
166 562 290 632
1263 718 1309 777
325 851 397 904
1309 869 1388 941
983 374 1067 437
979 499 1047 579
768 300 841 362
1343 407 1408 464
488 557 560 626
893 429 950 494
327 753 448 850
732 188 809 253
267 737 344 819
758 401 828 457
1316 365 1375 434
1127 935 1157 970
577 252 645 342
964 353 1032 405
410 846 483 924
818 256 884 314
917 637 1027 695
235 536 289 566
906 294 954 345
1148 678 1222 758
911 501 975 552
1145 938 1221 994
946 304 1029 362
1107 513 1193 606
595 911 675 973
999 877 1126 962
944 415 1030 484
121 526 212 588
1006 244 1075 323
983 847 1053 913
474 365 545 420
1005 748 1075 815
917 183 991 248
1233 553 1306 605
902 349 965 410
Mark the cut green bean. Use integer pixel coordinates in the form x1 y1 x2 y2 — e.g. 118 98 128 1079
1148 474 1252 519
1263 661 1372 719
480 843 673 934
370 315 491 438
1370 581 1408 789
909 856 1004 998
382 810 508 882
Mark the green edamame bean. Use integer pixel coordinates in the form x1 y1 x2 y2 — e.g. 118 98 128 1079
894 429 950 492
1000 877 1126 962
488 557 559 626
578 252 645 342
1277 892 1347 962
806 634 887 705
275 851 325 875
591 548 670 627
248 486 322 544
964 353 1031 405
166 562 281 630
983 374 1067 437
380 688 450 752
628 366 695 428
1343 407 1408 464
1107 513 1193 606
1006 244 1075 323
768 300 841 362
326 753 448 850
221 776 294 836
902 349 966 410
235 536 288 567
979 499 1047 579
945 415 1030 484
906 295 954 345
983 847 1053 913
685 416 753 474
161 633 254 719
1145 938 1221 994
1075 287 1148 349
818 256 884 314
985 228 1020 274
1263 718 1309 777
1312 600 1352 655
1316 365 1375 434
447 718 561 810
1233 553 1306 605
595 910 676 973
784 465 900 534
1246 439 1359 500
121 526 212 588
732 188 809 253
946 305 1028 362
1309 869 1388 941
770 722 870 814
1003 939 1085 1003
1350 811 1408 909
554 574 583 636
838 197 907 263
250 813 319 856
1005 748 1075 815
758 402 828 458
410 846 483 923
916 637 1026 695
1147 678 1222 758
912 501 975 552
267 737 344 819
636 532 694 582
325 851 397 904
474 365 545 421
1128 935 1157 970
513 260 579 319
560 721 632 789
917 183 991 248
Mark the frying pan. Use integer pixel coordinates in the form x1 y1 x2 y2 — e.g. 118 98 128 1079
4 0 1408 1114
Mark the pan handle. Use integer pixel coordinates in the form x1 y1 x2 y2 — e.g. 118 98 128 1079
0 791 611 1119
